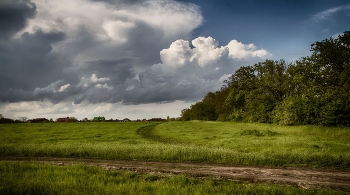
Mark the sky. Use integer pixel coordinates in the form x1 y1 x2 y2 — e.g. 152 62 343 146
0 0 349 120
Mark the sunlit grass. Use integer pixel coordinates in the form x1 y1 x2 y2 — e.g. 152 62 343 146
1 122 350 168
0 161 342 195
1 122 349 194
154 121 350 168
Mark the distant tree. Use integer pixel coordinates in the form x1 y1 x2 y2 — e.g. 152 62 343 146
68 117 78 122
19 117 28 122
50 118 54 122
0 114 3 119
0 117 14 123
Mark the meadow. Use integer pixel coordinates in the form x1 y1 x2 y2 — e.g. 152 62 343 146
1 121 350 194
1 121 349 168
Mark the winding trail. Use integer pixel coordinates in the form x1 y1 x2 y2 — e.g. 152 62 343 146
1 156 350 192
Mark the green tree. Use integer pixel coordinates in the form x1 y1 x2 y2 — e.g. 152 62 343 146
296 31 350 126
181 30 350 126
69 117 78 122
181 108 191 121
225 65 257 121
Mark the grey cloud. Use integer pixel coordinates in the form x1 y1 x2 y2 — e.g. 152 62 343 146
72 21 166 73
89 0 144 5
0 29 71 102
1 0 264 107
123 21 166 66
85 59 135 85
0 0 36 39
73 95 88 105
118 64 222 104
58 26 101 60
19 30 65 55
113 36 270 105
0 88 34 103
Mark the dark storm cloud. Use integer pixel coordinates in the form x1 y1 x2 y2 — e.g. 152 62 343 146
0 0 36 39
1 0 256 107
122 64 229 104
0 28 71 102
0 0 69 100
123 21 166 66
85 59 135 84
80 20 166 71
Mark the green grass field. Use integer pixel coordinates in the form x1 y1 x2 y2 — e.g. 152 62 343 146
153 121 350 168
0 161 344 195
1 121 349 168
1 121 350 194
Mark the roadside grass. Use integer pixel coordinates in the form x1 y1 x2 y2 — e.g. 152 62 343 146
0 161 343 195
0 122 349 168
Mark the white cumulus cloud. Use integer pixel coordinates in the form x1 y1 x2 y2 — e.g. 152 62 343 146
191 36 229 66
227 40 271 59
160 39 193 67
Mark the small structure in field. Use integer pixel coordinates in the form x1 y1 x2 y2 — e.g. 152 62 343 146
56 117 70 122
93 116 105 122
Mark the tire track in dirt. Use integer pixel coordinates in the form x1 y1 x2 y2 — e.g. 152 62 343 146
1 156 350 192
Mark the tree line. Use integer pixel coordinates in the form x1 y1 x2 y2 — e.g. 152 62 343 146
181 31 350 126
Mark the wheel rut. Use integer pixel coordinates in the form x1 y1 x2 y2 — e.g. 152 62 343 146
1 156 350 192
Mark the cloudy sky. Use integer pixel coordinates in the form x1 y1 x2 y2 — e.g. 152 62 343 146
1 0 349 120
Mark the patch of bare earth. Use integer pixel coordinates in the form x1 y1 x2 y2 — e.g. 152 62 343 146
1 156 350 192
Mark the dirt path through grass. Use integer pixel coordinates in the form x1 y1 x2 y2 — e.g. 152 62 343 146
1 156 349 192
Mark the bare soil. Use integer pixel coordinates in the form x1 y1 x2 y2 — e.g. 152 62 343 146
1 156 350 192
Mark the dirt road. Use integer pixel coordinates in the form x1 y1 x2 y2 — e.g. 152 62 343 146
1 156 349 192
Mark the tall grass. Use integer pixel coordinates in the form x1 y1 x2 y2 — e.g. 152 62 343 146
0 161 342 195
1 122 350 168
153 121 350 168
